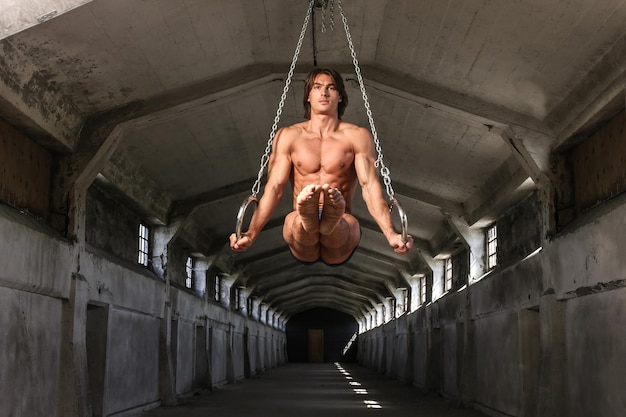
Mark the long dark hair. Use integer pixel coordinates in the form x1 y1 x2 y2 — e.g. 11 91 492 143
302 67 349 119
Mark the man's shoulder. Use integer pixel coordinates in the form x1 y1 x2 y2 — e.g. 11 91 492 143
275 124 304 145
339 122 371 140
280 122 306 137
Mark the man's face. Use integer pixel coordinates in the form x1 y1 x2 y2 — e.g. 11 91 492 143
307 73 342 116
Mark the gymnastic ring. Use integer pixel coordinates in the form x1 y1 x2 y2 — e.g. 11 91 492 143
388 198 408 243
235 195 258 240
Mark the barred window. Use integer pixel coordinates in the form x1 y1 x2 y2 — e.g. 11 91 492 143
234 287 241 310
419 276 427 305
444 257 453 292
398 288 409 315
247 297 254 316
214 274 221 301
185 256 193 288
138 223 150 266
487 224 498 269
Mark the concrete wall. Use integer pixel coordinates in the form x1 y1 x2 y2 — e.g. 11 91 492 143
0 200 286 417
358 193 626 417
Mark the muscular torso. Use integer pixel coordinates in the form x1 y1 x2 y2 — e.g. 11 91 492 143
287 121 359 213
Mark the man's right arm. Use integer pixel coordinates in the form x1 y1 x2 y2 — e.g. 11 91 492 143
352 127 412 254
230 128 293 251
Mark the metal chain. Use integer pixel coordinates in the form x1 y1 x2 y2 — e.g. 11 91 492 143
337 0 395 201
251 0 315 197
321 0 335 33
252 0 395 202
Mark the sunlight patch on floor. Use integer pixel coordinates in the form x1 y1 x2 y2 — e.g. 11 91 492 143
335 362 383 410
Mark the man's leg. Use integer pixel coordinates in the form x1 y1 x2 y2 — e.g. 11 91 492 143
319 186 360 265
319 185 346 235
283 185 323 263
320 213 360 265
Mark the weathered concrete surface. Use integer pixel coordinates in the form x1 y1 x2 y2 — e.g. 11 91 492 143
0 287 63 417
359 194 626 417
0 200 286 417
140 363 490 417
0 203 73 298
0 0 94 40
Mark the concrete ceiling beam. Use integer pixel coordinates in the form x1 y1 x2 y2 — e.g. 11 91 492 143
97 151 171 225
0 40 83 152
276 293 365 319
262 275 383 306
550 34 626 151
464 154 534 227
359 64 552 136
267 284 378 311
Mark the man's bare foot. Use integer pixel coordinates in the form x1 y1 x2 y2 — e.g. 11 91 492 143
320 184 346 235
297 184 322 233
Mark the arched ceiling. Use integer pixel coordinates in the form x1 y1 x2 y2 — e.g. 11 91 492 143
0 0 624 322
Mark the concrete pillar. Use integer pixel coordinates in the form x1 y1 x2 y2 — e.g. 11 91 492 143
193 258 211 299
260 304 269 325
220 273 236 310
56 151 93 416
407 274 422 309
393 287 409 316
376 303 384 326
430 259 445 301
536 294 567 417
158 303 177 406
56 272 91 417
152 223 179 405
152 223 181 279
446 214 486 282
384 297 394 322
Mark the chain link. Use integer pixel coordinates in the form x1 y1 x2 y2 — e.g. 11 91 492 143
251 0 315 197
321 0 335 33
337 1 395 201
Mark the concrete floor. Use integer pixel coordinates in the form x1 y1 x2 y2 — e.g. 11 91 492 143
139 363 489 417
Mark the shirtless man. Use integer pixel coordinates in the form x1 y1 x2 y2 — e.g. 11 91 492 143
229 67 412 265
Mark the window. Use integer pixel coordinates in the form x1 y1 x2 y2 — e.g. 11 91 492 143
234 287 241 310
487 224 497 269
419 276 427 305
138 223 150 266
444 257 453 292
247 298 254 316
214 273 221 301
398 288 409 316
185 256 193 289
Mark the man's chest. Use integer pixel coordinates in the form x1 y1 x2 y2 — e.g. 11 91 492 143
291 138 354 175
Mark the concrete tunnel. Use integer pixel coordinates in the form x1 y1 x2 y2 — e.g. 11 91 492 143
1 1 626 416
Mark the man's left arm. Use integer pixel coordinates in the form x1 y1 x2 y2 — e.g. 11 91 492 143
353 127 412 254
